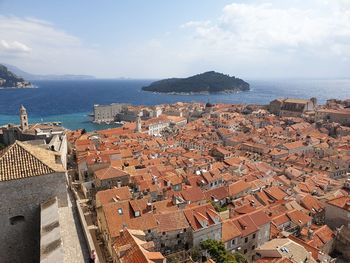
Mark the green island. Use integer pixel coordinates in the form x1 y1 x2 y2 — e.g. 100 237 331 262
0 64 32 88
142 71 250 94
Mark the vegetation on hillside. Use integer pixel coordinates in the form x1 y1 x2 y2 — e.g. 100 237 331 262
0 64 28 87
200 239 248 263
142 71 250 93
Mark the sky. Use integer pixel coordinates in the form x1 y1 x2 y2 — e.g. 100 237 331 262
0 0 350 79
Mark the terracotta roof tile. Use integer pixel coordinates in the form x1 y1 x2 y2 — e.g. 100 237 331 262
95 166 129 180
155 210 189 232
327 196 350 211
228 180 251 197
113 228 164 263
96 186 132 206
222 219 241 242
180 187 206 203
264 186 287 201
0 141 64 181
183 203 221 231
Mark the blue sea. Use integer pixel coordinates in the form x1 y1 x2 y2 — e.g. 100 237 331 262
0 79 350 131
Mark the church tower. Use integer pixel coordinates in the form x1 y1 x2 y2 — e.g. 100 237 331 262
20 105 29 131
135 114 142 133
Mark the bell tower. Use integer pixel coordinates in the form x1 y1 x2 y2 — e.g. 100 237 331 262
135 113 142 133
20 105 29 131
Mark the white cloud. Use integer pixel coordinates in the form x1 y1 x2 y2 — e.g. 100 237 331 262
1 1 349 78
0 16 103 75
180 0 350 77
0 40 31 54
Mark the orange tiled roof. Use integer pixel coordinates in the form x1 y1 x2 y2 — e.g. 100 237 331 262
300 194 324 212
180 187 206 203
287 210 311 226
96 186 132 206
0 140 64 181
232 214 259 237
228 180 251 196
183 203 220 231
327 196 350 211
264 186 287 201
154 210 189 233
95 166 129 180
102 199 158 238
222 219 241 242
113 228 165 263
204 186 229 201
308 225 334 249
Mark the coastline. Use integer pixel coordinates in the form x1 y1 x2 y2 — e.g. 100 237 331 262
0 112 121 131
143 89 247 96
0 85 37 90
1 78 350 132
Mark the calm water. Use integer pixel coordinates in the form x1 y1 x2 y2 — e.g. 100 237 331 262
0 79 349 131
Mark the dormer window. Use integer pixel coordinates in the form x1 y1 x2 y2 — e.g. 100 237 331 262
134 211 140 217
117 208 123 215
200 220 208 228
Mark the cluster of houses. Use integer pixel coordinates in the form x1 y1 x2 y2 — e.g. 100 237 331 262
68 98 350 263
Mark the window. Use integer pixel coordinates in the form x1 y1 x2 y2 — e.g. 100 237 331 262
117 208 123 215
9 215 25 225
161 243 165 248
252 245 255 250
162 232 166 235
245 237 248 243
231 239 235 245
244 249 247 254
253 233 256 239
177 234 180 238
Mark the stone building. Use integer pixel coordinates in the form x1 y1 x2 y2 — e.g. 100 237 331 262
92 103 127 123
255 238 317 263
315 108 350 126
153 210 192 254
0 141 68 263
112 228 166 263
268 98 317 117
183 203 222 247
325 196 350 230
223 210 271 261
0 105 65 146
19 104 29 130
144 116 170 136
94 166 131 190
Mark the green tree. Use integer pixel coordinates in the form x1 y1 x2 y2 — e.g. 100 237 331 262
233 252 248 263
190 246 201 262
200 239 238 263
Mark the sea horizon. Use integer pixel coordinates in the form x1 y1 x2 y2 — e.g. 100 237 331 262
1 78 350 131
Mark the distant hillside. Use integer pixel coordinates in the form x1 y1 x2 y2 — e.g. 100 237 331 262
142 71 250 93
0 64 31 88
3 64 96 80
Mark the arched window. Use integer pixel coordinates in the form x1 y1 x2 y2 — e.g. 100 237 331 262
9 215 25 225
